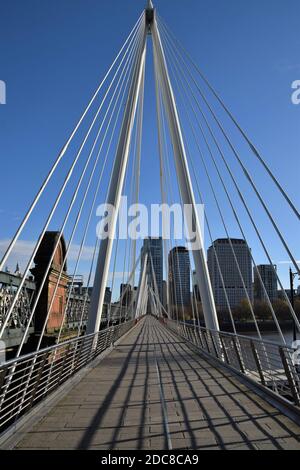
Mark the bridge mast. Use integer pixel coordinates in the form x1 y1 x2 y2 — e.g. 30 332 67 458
150 6 219 330
86 12 147 334
87 2 219 333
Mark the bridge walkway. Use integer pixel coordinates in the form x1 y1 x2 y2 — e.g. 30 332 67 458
14 316 300 450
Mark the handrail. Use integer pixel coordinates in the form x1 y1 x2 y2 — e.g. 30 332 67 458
0 323 117 369
179 320 294 350
0 319 137 433
165 319 300 408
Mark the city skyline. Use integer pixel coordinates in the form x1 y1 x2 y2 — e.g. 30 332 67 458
3 235 299 305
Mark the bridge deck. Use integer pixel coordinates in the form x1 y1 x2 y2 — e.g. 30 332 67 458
15 316 300 450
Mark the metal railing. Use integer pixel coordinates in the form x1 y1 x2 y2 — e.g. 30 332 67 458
165 319 300 408
0 319 136 433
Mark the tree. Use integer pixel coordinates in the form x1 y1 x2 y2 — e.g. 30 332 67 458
272 299 290 322
253 300 273 321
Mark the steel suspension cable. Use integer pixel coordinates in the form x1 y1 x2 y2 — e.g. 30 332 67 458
160 24 300 335
123 71 146 321
154 40 200 331
108 224 120 327
0 13 144 273
159 90 182 326
154 61 179 324
125 100 140 311
129 69 145 291
163 35 283 341
154 60 188 329
40 27 145 346
157 14 300 222
154 44 172 318
76 238 99 336
15 28 142 355
54 26 144 342
158 18 299 277
0 22 144 341
56 36 141 342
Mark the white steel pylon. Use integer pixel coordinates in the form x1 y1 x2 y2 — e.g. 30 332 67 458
86 18 147 334
87 3 219 334
151 11 219 331
135 252 149 319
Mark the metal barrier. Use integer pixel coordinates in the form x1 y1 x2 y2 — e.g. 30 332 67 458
165 320 300 407
0 319 135 433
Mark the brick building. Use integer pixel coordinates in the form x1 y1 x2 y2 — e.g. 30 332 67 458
31 232 69 334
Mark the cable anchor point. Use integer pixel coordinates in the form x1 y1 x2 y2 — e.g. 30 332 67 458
145 0 154 32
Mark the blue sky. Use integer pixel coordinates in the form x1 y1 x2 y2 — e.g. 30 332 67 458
0 0 299 295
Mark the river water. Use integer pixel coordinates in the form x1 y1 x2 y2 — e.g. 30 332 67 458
244 329 296 347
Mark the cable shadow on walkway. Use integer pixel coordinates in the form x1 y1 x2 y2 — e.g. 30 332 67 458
76 322 146 449
161 322 299 449
108 320 152 450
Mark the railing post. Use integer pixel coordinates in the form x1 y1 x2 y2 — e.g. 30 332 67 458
279 347 300 407
233 337 246 374
195 328 201 348
203 330 210 354
0 368 5 392
0 367 6 413
197 328 205 350
111 325 116 348
72 339 85 373
192 326 198 346
209 331 219 358
186 326 192 342
220 336 230 364
57 343 72 386
92 334 99 355
190 327 195 344
29 352 48 409
250 340 266 387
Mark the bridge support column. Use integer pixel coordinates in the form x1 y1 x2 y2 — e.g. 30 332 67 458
135 253 148 318
151 16 219 331
87 21 147 334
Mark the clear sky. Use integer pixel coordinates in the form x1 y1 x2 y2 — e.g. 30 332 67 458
0 0 299 294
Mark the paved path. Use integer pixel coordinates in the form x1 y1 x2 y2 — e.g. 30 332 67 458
16 316 300 450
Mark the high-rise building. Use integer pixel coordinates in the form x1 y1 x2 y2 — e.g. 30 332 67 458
120 283 132 306
254 265 278 302
141 237 163 301
207 239 253 309
168 246 191 307
104 287 112 304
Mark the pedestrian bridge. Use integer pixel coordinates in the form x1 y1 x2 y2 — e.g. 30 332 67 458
1 316 300 450
1 0 300 453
